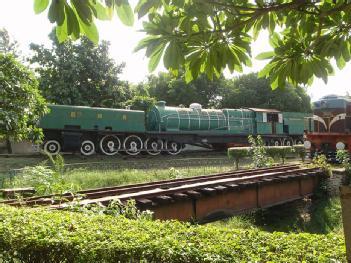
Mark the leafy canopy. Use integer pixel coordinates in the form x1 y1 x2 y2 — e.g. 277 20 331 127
30 32 132 108
0 53 47 142
33 0 351 88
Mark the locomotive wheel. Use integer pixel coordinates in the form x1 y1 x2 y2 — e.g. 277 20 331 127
43 140 61 155
144 138 163 155
165 141 183 155
295 139 304 145
271 139 281 146
123 135 143 155
99 135 121 156
283 138 293 146
80 140 95 156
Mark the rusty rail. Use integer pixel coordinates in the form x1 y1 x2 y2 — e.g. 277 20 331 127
2 164 298 205
1 165 324 222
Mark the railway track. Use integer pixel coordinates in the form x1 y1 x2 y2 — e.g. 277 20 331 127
2 164 321 210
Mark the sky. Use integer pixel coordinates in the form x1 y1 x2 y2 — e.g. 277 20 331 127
1 1 350 102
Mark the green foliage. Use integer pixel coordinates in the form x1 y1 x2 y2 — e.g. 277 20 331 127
248 135 273 168
214 197 343 235
68 199 153 220
35 1 351 88
0 206 346 262
0 28 19 56
125 95 156 111
0 53 47 142
33 0 134 44
147 72 226 108
336 149 351 185
266 146 293 164
311 155 332 177
10 154 79 196
220 73 312 112
293 145 307 163
227 147 250 170
29 32 132 107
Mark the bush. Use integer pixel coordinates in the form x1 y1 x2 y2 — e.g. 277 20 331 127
0 206 346 263
293 145 307 162
266 146 293 164
248 135 273 168
336 150 351 185
227 147 250 170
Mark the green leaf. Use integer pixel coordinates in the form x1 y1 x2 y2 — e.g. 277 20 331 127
148 43 166 71
256 51 275 60
78 18 99 44
65 4 80 38
72 0 93 25
336 54 346 69
56 17 68 43
34 0 49 14
116 3 134 26
94 1 111 20
258 63 273 78
271 75 279 90
48 0 65 25
163 41 182 70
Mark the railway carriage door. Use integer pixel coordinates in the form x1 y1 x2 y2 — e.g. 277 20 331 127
267 113 279 134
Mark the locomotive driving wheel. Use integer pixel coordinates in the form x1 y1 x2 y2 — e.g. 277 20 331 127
295 139 304 145
165 141 183 155
99 135 121 156
123 135 143 155
144 138 163 155
80 140 95 156
43 140 61 155
283 138 293 146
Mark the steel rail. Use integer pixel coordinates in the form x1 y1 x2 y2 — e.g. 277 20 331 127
1 164 299 205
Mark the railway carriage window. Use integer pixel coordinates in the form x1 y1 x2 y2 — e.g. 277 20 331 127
262 113 267 122
70 112 76 118
97 113 103 119
267 113 278 122
77 112 82 117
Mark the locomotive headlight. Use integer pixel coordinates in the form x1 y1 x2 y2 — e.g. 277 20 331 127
304 140 311 149
336 142 345 150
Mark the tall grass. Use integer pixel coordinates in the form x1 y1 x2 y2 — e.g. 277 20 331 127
212 197 343 234
62 165 233 189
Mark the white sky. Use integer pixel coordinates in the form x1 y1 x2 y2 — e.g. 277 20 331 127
1 0 350 102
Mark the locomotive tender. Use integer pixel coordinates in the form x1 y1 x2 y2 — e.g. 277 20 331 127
39 101 311 156
305 94 351 155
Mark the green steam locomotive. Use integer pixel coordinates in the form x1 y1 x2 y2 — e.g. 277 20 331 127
39 102 313 156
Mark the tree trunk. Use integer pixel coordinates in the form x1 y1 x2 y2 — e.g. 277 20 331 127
340 186 351 262
5 136 12 154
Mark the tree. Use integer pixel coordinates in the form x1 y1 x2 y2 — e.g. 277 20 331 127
29 32 133 107
0 28 19 56
221 73 312 112
33 0 351 88
125 96 156 112
0 53 47 152
146 72 226 108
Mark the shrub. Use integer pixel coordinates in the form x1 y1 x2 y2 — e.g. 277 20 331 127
227 147 250 170
311 154 332 177
10 154 80 196
293 145 307 162
336 150 351 185
248 135 273 168
0 206 346 263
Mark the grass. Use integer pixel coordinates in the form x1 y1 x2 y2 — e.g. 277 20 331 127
211 196 343 235
61 165 233 189
0 154 344 236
